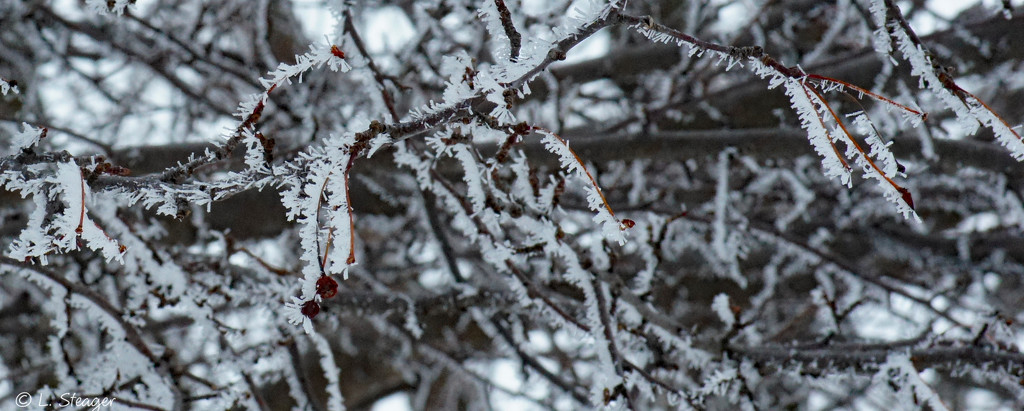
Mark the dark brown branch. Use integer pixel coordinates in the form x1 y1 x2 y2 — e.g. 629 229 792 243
287 339 325 411
342 9 401 122
420 189 466 282
734 340 1024 377
593 279 636 409
544 13 1024 130
653 208 970 328
243 373 272 411
36 6 235 118
493 0 522 62
122 11 261 90
1 258 156 360
882 0 926 50
19 124 1017 248
492 319 589 403
0 117 112 155
0 257 183 410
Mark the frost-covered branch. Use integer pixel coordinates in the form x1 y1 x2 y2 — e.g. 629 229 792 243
4 0 1024 409
733 340 1024 377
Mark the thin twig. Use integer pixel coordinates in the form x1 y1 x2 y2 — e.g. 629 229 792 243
342 9 401 122
493 0 522 62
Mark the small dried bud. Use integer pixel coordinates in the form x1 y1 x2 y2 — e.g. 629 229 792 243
330 45 346 59
641 15 655 29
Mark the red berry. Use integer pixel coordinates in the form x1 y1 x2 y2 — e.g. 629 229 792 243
301 300 320 318
316 275 338 299
620 219 635 229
